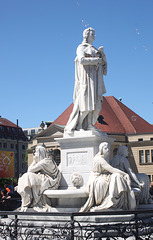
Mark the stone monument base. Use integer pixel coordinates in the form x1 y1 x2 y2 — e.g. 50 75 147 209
44 131 114 211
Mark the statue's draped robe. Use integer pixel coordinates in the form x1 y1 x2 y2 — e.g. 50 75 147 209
17 158 61 211
65 43 106 132
81 154 136 212
111 154 151 204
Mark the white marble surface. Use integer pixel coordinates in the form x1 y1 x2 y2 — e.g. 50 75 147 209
44 188 88 198
64 27 107 136
111 146 152 205
16 145 61 212
80 142 136 212
56 134 114 189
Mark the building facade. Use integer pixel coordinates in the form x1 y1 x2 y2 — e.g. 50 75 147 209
28 96 153 180
0 118 28 178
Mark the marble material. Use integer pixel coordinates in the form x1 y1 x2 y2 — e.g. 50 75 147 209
44 189 88 198
64 27 107 136
80 142 136 212
44 135 114 210
16 145 61 212
111 146 152 204
56 134 114 189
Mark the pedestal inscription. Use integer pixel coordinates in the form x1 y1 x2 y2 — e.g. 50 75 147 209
67 152 88 167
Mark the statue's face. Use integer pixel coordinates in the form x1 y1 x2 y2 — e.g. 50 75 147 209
102 143 110 158
88 30 95 43
34 147 39 162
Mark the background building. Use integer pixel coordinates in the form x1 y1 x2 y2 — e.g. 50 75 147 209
23 121 52 140
28 96 153 180
0 117 28 178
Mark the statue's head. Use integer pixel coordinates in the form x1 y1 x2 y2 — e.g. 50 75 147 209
34 145 46 162
99 142 110 159
117 146 128 157
83 27 95 43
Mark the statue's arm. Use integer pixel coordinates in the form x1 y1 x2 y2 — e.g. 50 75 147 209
101 157 126 176
123 159 142 186
28 161 42 173
101 158 131 186
98 46 107 75
28 160 36 172
77 45 102 66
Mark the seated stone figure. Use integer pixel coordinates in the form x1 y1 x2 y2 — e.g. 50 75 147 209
16 145 61 211
80 142 136 212
111 146 152 204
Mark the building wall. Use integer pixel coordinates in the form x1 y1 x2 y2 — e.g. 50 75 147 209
0 138 28 177
127 133 153 180
27 135 61 167
128 134 153 142
27 126 153 181
130 143 153 181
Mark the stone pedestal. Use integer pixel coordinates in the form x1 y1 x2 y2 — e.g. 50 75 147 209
57 131 114 189
44 131 114 211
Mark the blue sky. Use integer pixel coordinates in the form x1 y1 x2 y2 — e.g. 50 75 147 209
0 0 153 129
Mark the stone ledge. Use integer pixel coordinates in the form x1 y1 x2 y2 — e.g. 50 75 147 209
44 189 88 198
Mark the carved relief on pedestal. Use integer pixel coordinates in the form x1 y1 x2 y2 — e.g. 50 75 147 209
67 152 88 167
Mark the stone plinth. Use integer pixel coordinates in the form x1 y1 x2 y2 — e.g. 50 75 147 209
56 131 114 189
44 131 114 211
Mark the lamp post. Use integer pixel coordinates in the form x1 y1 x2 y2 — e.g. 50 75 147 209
16 119 19 180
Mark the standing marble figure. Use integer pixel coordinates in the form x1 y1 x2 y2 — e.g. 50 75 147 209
64 27 107 135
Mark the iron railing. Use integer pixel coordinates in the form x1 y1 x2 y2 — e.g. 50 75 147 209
0 209 153 239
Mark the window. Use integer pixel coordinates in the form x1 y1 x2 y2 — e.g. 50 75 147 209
139 149 153 164
0 126 4 132
151 150 153 163
138 138 143 142
12 128 16 134
31 129 35 135
139 150 144 164
145 150 150 163
54 149 61 166
148 175 151 180
10 143 14 149
0 142 2 148
22 145 25 150
3 143 7 148
24 130 28 135
7 127 11 133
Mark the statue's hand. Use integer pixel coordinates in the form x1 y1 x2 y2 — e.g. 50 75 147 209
124 173 131 186
98 46 104 53
139 182 145 189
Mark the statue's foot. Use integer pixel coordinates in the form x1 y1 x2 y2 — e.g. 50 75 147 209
79 128 85 132
87 124 107 136
87 124 98 131
64 129 73 136
20 206 28 212
76 124 83 131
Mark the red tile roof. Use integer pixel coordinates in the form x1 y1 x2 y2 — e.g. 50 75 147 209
0 118 20 128
53 96 153 135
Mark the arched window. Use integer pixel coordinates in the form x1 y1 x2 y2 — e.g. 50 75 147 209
54 149 61 166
